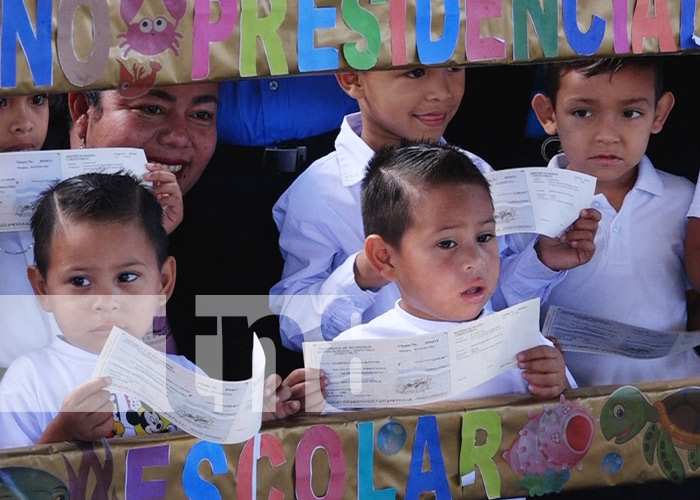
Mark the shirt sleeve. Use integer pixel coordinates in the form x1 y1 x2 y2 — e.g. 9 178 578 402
493 235 565 310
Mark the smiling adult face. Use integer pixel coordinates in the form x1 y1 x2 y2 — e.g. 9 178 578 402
70 83 219 195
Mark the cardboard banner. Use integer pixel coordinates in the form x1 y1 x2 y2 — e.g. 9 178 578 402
2 377 700 499
1 0 700 94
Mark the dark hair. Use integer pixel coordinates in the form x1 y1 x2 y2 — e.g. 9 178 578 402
543 57 665 108
31 172 168 276
361 142 492 248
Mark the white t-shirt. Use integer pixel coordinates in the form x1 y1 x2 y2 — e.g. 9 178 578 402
0 336 198 449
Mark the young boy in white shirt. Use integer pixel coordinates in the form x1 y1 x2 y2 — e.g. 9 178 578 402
0 173 323 449
523 57 700 386
271 68 600 351
336 143 571 399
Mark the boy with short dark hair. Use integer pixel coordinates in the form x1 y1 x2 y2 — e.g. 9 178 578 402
0 173 320 449
272 68 599 352
337 143 571 399
523 57 700 386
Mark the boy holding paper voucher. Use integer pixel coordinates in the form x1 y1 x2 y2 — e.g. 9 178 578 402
271 67 600 351
0 173 323 449
523 58 700 386
334 143 571 400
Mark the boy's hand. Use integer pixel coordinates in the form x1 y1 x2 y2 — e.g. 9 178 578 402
535 208 601 271
262 368 329 421
517 346 569 399
38 377 114 444
143 163 184 235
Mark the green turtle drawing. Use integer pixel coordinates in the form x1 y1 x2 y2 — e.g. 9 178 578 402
600 385 700 484
0 467 69 499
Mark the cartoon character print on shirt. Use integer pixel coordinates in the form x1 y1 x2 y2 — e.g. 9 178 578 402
106 393 126 438
126 403 175 435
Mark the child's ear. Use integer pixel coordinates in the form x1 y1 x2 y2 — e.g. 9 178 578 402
650 91 675 134
336 72 364 100
68 92 91 144
364 235 398 282
159 256 177 304
27 265 52 313
531 93 558 135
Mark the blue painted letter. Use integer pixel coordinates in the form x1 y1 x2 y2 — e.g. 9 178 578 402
298 0 338 72
405 416 450 500
183 441 227 500
562 0 605 55
1 0 52 87
415 0 459 63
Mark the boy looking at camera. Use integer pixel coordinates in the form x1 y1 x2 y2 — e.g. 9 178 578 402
522 58 700 386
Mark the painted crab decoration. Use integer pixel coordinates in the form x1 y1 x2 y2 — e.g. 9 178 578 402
117 0 185 57
600 385 700 484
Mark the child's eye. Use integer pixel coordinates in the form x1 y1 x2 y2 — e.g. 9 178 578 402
406 68 426 78
437 239 457 249
477 233 494 243
0 97 6 108
622 109 642 119
118 272 138 283
31 94 47 106
573 109 591 118
70 276 91 287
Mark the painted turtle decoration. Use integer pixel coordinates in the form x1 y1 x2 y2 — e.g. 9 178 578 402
600 385 700 484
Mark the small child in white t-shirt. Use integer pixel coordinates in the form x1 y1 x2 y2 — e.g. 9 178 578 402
0 173 324 449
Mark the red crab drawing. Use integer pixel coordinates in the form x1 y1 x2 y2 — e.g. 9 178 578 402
117 0 185 57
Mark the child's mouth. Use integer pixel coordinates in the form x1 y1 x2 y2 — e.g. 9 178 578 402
461 286 486 302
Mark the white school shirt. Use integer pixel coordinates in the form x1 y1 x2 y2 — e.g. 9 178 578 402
336 301 576 400
271 112 560 351
0 231 59 369
507 154 700 386
0 335 198 449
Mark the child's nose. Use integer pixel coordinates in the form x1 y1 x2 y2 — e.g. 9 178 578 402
461 244 483 270
91 294 120 312
11 104 34 134
427 70 453 101
595 114 620 144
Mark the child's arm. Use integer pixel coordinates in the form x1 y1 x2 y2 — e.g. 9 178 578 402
517 346 569 398
143 163 184 235
37 377 114 444
262 368 329 421
535 208 601 271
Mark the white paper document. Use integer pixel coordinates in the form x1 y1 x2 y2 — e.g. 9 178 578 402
542 306 700 359
303 299 542 409
93 327 265 444
0 148 149 232
485 168 596 237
